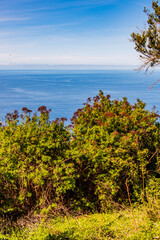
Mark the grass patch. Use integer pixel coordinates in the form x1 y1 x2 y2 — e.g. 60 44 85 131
1 205 160 240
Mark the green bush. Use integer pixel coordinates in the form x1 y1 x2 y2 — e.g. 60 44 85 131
70 91 159 210
0 92 159 220
0 106 75 220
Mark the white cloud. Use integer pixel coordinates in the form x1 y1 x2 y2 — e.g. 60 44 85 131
0 30 140 66
18 0 118 13
59 0 118 7
0 17 28 22
0 51 139 66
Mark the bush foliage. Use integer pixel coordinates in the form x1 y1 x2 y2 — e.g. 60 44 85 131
70 91 159 210
0 91 159 219
0 106 75 220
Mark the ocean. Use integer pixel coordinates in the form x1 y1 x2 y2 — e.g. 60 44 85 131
0 69 160 124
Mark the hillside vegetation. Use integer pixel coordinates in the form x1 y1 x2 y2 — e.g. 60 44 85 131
0 91 159 239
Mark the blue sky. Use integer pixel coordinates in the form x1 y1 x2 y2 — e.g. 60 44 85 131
0 0 152 68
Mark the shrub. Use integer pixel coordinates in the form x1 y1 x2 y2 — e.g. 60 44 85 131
0 92 159 220
0 107 75 220
70 91 159 210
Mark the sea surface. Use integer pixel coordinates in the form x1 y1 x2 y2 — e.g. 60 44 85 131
0 69 160 124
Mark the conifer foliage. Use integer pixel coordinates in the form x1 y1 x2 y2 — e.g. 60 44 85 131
131 1 160 71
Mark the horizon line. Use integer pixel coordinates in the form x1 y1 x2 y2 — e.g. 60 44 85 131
0 64 139 70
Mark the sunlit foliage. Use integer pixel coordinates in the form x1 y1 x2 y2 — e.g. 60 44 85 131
131 1 160 72
0 92 159 221
70 91 159 210
0 107 75 220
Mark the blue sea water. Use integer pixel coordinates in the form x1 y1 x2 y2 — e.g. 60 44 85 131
0 69 160 124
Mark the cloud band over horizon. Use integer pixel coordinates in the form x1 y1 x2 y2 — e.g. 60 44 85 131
0 0 151 68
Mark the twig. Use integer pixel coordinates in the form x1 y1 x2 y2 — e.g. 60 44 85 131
125 179 138 231
148 78 160 90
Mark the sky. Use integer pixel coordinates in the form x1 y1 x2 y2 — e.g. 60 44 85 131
0 0 153 68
